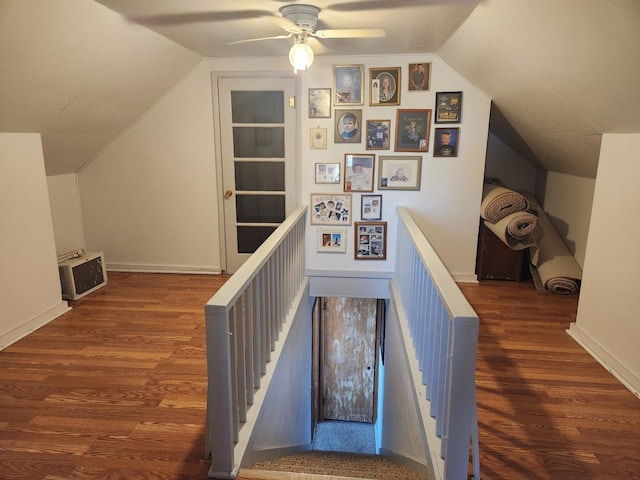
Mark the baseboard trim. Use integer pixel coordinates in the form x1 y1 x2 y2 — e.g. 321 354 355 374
107 263 222 275
567 323 640 399
0 301 70 350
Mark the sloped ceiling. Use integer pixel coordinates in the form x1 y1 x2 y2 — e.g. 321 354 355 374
1 0 639 178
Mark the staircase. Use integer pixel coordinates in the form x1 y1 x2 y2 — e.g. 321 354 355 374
243 451 425 480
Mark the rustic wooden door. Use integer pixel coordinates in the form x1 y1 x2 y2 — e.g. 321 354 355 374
321 297 378 422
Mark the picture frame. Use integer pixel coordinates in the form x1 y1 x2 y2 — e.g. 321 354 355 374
361 194 382 221
408 63 431 91
355 221 387 260
333 65 364 106
435 91 463 123
378 155 422 190
366 119 391 150
317 227 347 253
335 109 362 144
308 88 331 118
395 109 432 152
433 128 459 157
315 162 340 184
310 127 327 149
369 67 401 106
343 153 375 192
310 193 352 225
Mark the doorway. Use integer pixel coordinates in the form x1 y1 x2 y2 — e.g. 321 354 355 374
216 77 297 273
314 297 385 416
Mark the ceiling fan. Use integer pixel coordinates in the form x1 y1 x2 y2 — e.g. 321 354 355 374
228 4 386 72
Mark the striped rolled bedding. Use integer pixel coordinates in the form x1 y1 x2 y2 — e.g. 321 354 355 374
480 184 530 223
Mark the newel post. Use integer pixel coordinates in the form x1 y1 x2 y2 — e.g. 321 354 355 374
205 304 237 479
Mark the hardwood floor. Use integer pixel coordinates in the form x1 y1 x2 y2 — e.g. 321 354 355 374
459 279 640 480
1 273 639 479
0 272 229 480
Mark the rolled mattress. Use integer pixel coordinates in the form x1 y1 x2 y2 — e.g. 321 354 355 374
481 184 529 223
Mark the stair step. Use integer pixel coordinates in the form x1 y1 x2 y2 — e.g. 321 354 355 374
247 451 425 480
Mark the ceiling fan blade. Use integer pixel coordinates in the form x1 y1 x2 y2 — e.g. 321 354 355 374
313 28 386 39
307 37 327 55
125 10 275 26
227 33 292 45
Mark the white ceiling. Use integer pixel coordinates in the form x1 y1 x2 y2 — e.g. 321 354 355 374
1 0 639 177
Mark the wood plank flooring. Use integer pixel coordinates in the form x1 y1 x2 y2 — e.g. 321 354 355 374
459 279 640 480
1 273 639 479
0 272 228 480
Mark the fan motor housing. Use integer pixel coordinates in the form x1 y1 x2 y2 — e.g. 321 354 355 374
280 4 320 31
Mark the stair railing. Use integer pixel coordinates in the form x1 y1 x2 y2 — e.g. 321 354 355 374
204 205 307 479
393 206 480 480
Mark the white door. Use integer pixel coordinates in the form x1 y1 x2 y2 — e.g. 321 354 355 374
217 77 297 273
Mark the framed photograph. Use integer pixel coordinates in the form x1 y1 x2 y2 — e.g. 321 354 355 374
344 153 375 192
395 109 432 152
366 119 391 150
408 63 431 91
433 128 459 157
315 162 340 184
435 91 462 123
310 127 327 149
308 88 331 118
361 194 382 221
333 65 364 105
335 109 362 144
317 227 347 253
378 155 422 190
310 193 352 225
355 221 387 260
369 67 401 105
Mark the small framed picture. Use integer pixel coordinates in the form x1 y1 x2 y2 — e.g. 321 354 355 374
308 88 331 118
335 109 362 144
344 153 375 192
369 67 401 106
310 127 327 149
378 155 422 191
333 65 364 105
366 119 391 150
315 162 340 184
435 91 462 123
317 227 347 253
355 221 387 260
408 63 431 91
395 109 432 152
433 128 459 157
310 193 352 225
361 194 382 221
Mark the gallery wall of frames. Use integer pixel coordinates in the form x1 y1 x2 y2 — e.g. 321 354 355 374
304 58 468 262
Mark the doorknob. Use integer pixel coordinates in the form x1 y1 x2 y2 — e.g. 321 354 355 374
224 190 233 199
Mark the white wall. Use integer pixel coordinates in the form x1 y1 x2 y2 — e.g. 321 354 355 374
542 172 595 268
569 133 640 396
76 54 490 280
0 133 69 349
47 173 85 256
301 54 491 281
78 60 221 273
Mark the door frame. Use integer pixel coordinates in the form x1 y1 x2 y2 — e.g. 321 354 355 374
210 70 299 273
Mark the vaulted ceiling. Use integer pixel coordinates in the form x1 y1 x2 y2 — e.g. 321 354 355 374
1 0 638 178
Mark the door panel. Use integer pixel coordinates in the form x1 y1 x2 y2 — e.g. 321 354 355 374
322 297 378 423
218 77 296 273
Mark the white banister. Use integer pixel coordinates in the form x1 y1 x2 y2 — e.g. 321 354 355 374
394 206 480 480
204 206 307 479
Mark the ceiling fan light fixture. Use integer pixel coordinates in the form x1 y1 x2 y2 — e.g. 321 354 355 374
289 39 314 73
